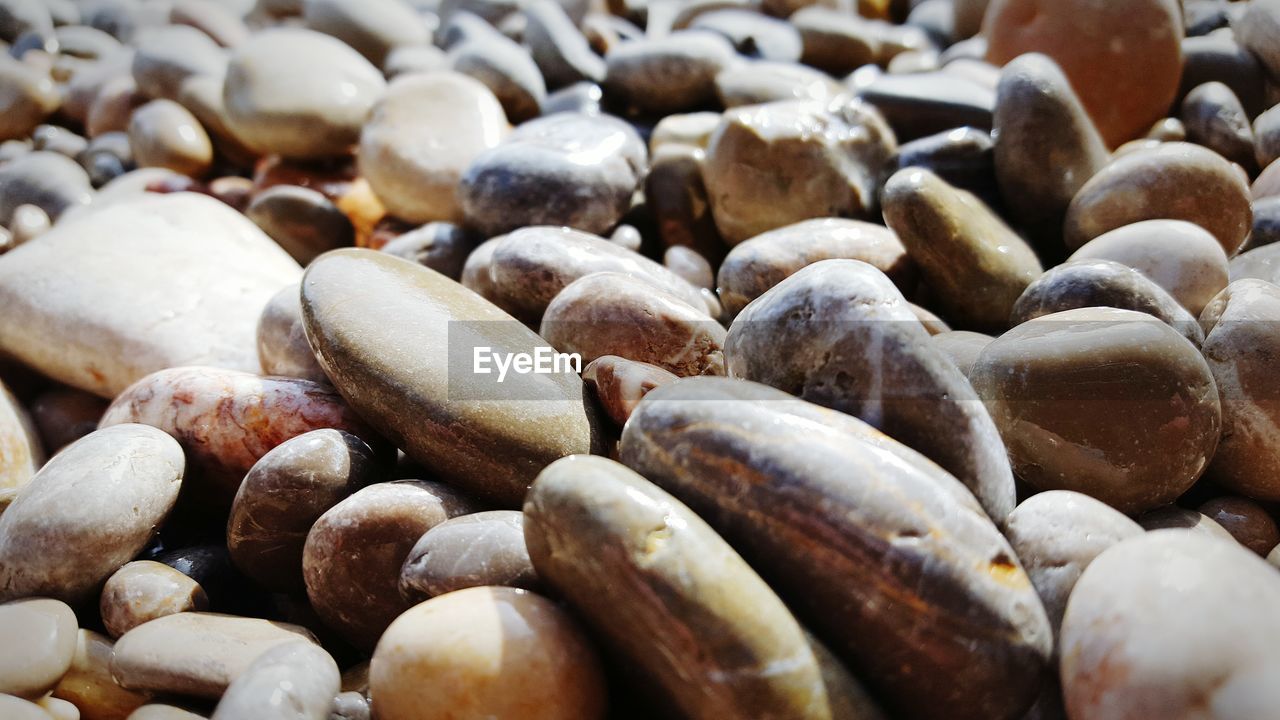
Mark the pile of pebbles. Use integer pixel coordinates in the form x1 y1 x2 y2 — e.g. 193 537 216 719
2 0 1280 718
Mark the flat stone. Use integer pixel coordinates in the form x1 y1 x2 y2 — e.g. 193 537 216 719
581 355 678 427
51 629 150 720
400 510 538 601
302 0 428 67
127 99 213 177
855 71 994 142
360 73 508 225
726 259 1017 522
0 598 77 699
301 249 600 506
603 30 736 116
0 151 92 226
1063 142 1253 256
0 193 300 398
369 587 607 720
110 612 317 699
211 641 339 720
100 561 208 639
0 379 42 511
0 424 184 604
970 307 1221 514
0 57 58 141
130 25 225 101
245 185 353 264
1197 496 1280 556
620 377 1052 720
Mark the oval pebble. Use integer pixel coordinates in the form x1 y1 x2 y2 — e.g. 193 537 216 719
100 561 209 639
399 510 538 602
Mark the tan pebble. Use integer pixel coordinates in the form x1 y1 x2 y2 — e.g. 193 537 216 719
0 598 77 699
52 630 150 720
100 562 208 639
582 355 678 427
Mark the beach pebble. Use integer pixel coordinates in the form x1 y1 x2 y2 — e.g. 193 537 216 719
127 99 212 177
245 185 353 264
0 151 93 226
210 641 339 720
0 378 42 509
51 629 149 720
1197 496 1280 556
581 355 678 427
0 57 58 140
604 31 736 116
399 510 538 601
523 0 605 89
100 561 208 639
378 222 475 280
130 25 225 102
301 0 428 68
0 598 77 699
255 284 328 383
447 31 545 124
1181 81 1256 172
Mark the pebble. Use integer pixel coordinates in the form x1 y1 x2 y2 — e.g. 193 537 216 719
399 510 538 601
0 424 183 603
539 80 603 115
359 73 508 225
855 72 994 142
0 151 93 226
893 127 998 209
32 125 87 159
0 0 52 43
603 31 736 116
369 586 607 720
1181 81 1256 172
51 629 149 720
1249 197 1280 250
541 272 725 376
1236 0 1280 81
210 641 339 720
223 28 386 159
1068 219 1230 317
790 7 879 76
227 429 382 593
174 74 255 167
87 74 145 138
126 99 212 177
1199 279 1280 501
702 100 895 245
726 260 1016 522
0 378 42 508
385 43 447 79
0 57 58 140
645 145 722 259
1197 496 1280 556
100 561 209 639
1181 34 1267 121
0 694 53 720
714 59 844 108
170 0 248 48
99 366 374 501
255 284 328 383
301 0 428 67
649 111 720 151
1060 531 1280 718
301 249 599 506
459 113 646 237
1136 505 1236 541
984 0 1183 147
930 329 994 378
970 307 1220 514
1063 143 1253 256
447 31 546 123
581 355 678 426
525 455 880 718
1256 106 1280 172
523 0 605 89
127 705 204 720
110 612 316 699
245 185 353 264
690 9 801 62
8 203 50 246
0 194 299 397
660 247 711 291
1231 237 1280 283
620 377 1052 720
130 25 225 101
1010 259 1204 346
378 222 475 280
882 167 1042 332
0 598 77 699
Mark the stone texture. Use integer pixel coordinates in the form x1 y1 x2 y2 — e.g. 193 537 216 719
604 31 736 116
51 629 150 720
581 355 679 427
211 641 339 720
0 379 42 511
245 185 353 265
399 510 538 601
100 561 208 639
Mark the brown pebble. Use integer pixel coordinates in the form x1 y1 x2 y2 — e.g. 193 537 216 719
1197 496 1280 556
52 629 150 720
399 510 539 601
581 355 679 427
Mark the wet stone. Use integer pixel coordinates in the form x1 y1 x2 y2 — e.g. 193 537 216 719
400 510 538 601
663 245 714 291
603 31 736 116
100 561 209 639
378 222 476 281
256 284 329 384
892 127 999 211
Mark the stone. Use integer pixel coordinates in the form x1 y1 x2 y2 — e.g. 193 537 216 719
131 25 225 101
1011 260 1204 346
1256 106 1280 172
717 218 914 318
1068 219 1230 317
539 80 603 115
100 561 208 639
302 0 428 67
211 641 340 720
1199 280 1280 501
0 695 52 720
1235 0 1280 80
0 0 51 42
128 706 205 720
0 378 41 510
1229 243 1280 285
7 204 50 247
650 112 720 152
984 0 1183 147
86 74 144 138
1136 505 1235 541
1063 143 1253 256
110 612 317 699
542 272 725 377
174 73 256 167
663 246 714 291
245 185 353 264
1180 34 1267 120
690 9 801 62
400 510 538 601
170 0 249 48
360 73 508 226
223 28 386 159
581 355 678 427
930 330 993 378
892 127 999 210
255 285 328 383
1256 161 1280 201
1181 81 1256 172
447 32 545 124
0 425 182 604
1249 198 1280 251
378 222 475 280
523 0 605 89
726 260 1017 522
645 145 723 261
385 44 448 79
303 480 479 649
603 31 736 116
228 429 383 593
702 100 895 245
971 307 1220 514
301 249 600 506
791 7 879 76
1060 531 1280 719
459 113 646 238
526 455 881 718
0 598 77 699
152 546 266 619
1197 496 1280 556
127 99 212 177
369 587 607 720
51 629 150 720
620 377 1052 720
0 194 300 398
0 57 58 140
993 53 1107 254
714 60 844 108
855 72 994 142
99 367 375 501
882 167 1042 332
0 151 92 226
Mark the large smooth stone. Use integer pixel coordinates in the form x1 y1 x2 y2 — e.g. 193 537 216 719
716 218 914 318
359 73 507 225
100 561 208 639
525 455 882 719
301 249 599 506
1199 280 1280 500
984 0 1183 147
0 57 58 141
0 193 300 398
0 598 77 699
619 377 1052 720
0 379 42 510
0 425 183 604
99 366 375 500
369 587 607 720
302 0 428 67
701 99 895 245
1063 143 1253 256
726 260 1016 523
399 510 538 601
110 613 316 699
1060 531 1280 718
223 28 386 159
51 629 150 720
882 167 1042 332
971 308 1220 514
211 641 339 720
